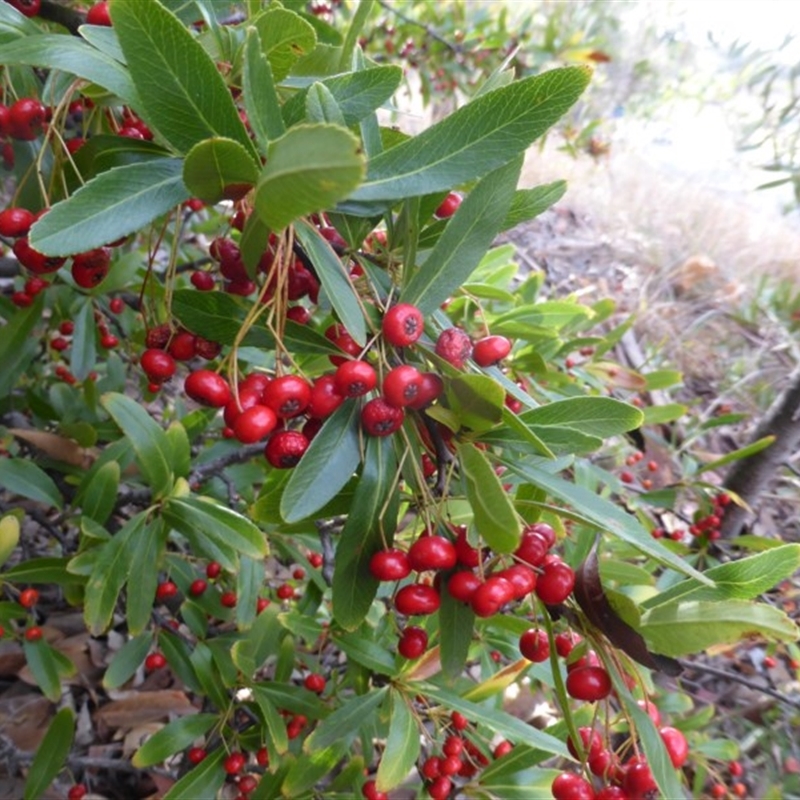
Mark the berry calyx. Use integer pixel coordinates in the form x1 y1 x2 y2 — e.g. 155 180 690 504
264 430 309 469
334 359 377 398
361 397 404 436
382 303 424 347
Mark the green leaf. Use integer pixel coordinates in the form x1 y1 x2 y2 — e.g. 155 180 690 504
0 458 63 509
480 764 561 800
253 6 317 81
492 300 594 332
458 442 520 553
242 27 284 151
331 632 396 675
282 66 403 128
294 219 367 346
521 397 644 438
252 682 327 720
253 124 365 232
165 422 191 479
29 159 188 257
640 600 799 657
350 66 591 202
332 436 397 630
252 687 290 757
439 578 476 681
23 639 65 703
503 181 567 229
101 392 173 497
0 295 43 399
641 544 800 610
23 707 74 800
280 401 361 523
0 515 20 569
446 373 506 433
418 683 569 758
641 403 688 425
376 691 419 792
133 713 218 768
307 82 347 125
0 34 137 105
694 436 775 475
162 747 226 800
182 138 259 204
504 459 710 584
164 496 267 561
304 687 388 753
126 517 167 635
282 743 350 798
0 2 40 38
110 0 254 156
402 156 521 315
103 632 152 690
3 557 81 584
75 460 119 526
69 297 97 382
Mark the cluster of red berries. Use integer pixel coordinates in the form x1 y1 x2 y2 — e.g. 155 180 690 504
619 450 659 491
651 492 731 543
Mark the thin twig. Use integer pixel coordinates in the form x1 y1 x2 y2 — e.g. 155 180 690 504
376 0 462 55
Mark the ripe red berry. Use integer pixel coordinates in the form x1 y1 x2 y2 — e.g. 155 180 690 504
13 237 65 274
447 570 481 603
369 548 411 581
394 583 440 616
24 626 43 642
623 757 658 799
472 335 512 367
434 192 462 219
519 628 550 662
100 333 119 349
256 597 270 614
187 746 207 765
361 397 404 436
407 535 457 572
220 591 237 608
551 772 595 800
86 1 112 26
303 673 326 693
421 756 441 780
206 561 222 579
256 747 269 766
71 248 110 288
238 774 259 794
6 0 41 18
451 711 468 731
264 430 309 469
189 579 207 597
0 207 34 238
233 404 278 444
382 303 424 347
659 726 689 768
224 752 246 775
382 365 423 407
141 349 177 382
566 665 612 702
155 581 178 601
535 560 575 605
334 359 377 398
428 776 453 800
567 726 604 761
185 370 231 407
408 371 444 410
470 576 514 617
276 583 295 600
493 740 513 759
168 331 197 361
496 563 537 599
19 588 40 608
263 374 312 418
109 297 124 314
191 270 215 291
324 323 361 365
144 652 167 671
435 327 472 368
9 97 46 141
514 529 550 567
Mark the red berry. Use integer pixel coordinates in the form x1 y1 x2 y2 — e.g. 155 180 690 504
187 747 207 765
382 303 424 347
9 97 46 141
595 787 627 800
470 576 514 617
435 327 472 368
659 726 689 768
493 740 513 759
304 673 326 693
256 597 270 614
71 248 111 288
728 760 744 778
382 365 423 407
307 374 344 418
427 776 452 800
555 632 582 658
109 297 124 314
191 270 215 291
566 665 612 702
451 711 468 731
496 563 537 599
447 570 481 603
206 561 222 579
535 560 575 604
224 752 246 775
6 0 41 18
24 277 48 295
567 727 604 761
11 291 33 307
395 583 440 616
13 237 65 274
287 305 311 324
0 207 34 238
168 331 197 361
408 371 444 410
519 628 550 662
334 359 377 398
24 626 43 642
19 588 39 608
144 652 167 671
623 757 658 799
398 625 428 659
440 754 462 776
141 349 177 382
233 404 278 444
189 579 207 597
146 323 171 350
361 397 404 436
263 374 312 418
308 552 323 568
220 591 237 608
185 370 232 407
256 747 269 766
324 323 361 365
421 756 441 780
472 335 512 367
551 772 596 800
86 1 112 26
67 785 88 800
434 192 462 219
100 333 119 349
369 548 411 581
408 535 457 572
155 580 178 601
264 430 309 469
276 583 295 600
238 775 259 794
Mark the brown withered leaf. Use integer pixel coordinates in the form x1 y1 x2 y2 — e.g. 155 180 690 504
0 686 54 752
574 537 682 676
8 428 96 468
94 690 194 730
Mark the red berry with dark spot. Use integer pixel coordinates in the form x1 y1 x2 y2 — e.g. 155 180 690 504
264 430 309 469
369 548 411 581
395 583 440 616
382 365 423 407
71 248 110 288
361 397 404 436
9 97 46 141
407 371 444 410
472 335 512 367
435 327 472 368
623 757 658 800
233 404 278 444
382 303 424 347
13 237 65 274
334 359 377 398
263 374 312 418
185 370 231 407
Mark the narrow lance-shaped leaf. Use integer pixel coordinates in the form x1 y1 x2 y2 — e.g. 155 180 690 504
110 0 255 157
70 297 97 382
23 708 74 800
304 687 388 753
23 639 65 703
133 714 218 768
29 159 188 257
350 66 591 202
242 26 285 151
438 577 476 682
0 295 42 398
401 155 522 315
376 690 420 792
162 747 226 800
502 180 567 230
125 517 168 635
0 458 63 509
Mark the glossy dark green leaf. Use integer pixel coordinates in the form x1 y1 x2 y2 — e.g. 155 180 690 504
252 682 327 719
0 34 137 104
332 435 397 630
282 742 350 798
101 392 173 497
252 687 289 756
280 401 361 523
331 631 396 675
111 0 254 156
520 397 643 438
23 707 74 800
182 137 259 204
446 373 506 433
401 156 521 315
376 690 419 791
133 713 218 768
0 295 43 399
235 555 263 630
76 460 119 525
2 557 82 584
126 517 167 635
23 639 67 703
164 496 267 561
103 632 152 689
304 687 388 752
253 6 317 81
253 124 365 232
242 27 284 152
70 298 97 382
30 158 188 257
351 66 590 202
457 442 520 554
0 458 63 509
439 579 476 682
503 181 567 230
162 747 226 800
294 219 367 346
